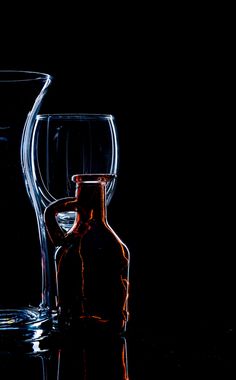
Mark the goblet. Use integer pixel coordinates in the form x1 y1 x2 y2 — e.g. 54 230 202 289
23 114 120 313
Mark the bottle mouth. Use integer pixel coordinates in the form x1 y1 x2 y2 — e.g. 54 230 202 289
72 174 117 184
0 70 53 82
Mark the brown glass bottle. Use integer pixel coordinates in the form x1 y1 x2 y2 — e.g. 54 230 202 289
44 174 130 333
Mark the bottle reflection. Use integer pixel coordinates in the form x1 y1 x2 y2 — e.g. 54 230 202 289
57 333 129 380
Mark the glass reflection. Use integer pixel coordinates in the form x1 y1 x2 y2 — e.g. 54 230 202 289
0 334 57 380
0 350 50 380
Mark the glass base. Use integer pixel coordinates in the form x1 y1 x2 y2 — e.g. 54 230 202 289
0 307 52 343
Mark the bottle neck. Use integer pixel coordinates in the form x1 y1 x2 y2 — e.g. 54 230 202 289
75 181 107 223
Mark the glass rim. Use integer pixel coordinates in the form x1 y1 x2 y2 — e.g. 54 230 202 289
36 113 114 121
0 70 53 82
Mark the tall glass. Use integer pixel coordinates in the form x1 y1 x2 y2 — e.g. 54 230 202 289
0 70 52 338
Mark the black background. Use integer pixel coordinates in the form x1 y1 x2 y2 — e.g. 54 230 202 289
1 6 235 376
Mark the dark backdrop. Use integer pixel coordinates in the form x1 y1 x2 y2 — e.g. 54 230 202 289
1 8 234 375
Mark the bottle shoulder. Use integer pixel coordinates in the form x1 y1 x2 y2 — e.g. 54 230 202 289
88 221 129 249
56 220 130 263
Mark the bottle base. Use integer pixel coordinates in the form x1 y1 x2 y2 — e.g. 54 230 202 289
54 314 127 336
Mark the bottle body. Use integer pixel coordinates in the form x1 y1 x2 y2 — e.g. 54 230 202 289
55 223 129 331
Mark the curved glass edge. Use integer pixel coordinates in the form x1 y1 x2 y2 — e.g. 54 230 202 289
0 70 53 82
20 73 53 311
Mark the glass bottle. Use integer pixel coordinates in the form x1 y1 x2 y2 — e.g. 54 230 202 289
44 174 130 333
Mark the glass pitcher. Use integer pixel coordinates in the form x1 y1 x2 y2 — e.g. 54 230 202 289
0 70 52 339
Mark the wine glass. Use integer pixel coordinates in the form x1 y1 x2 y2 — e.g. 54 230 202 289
22 114 119 314
29 113 119 228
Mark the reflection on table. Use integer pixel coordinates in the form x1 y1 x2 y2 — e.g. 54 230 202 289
0 328 129 380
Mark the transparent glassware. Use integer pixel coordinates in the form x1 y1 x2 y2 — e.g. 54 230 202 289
22 114 121 321
29 113 118 207
0 70 52 338
44 174 130 333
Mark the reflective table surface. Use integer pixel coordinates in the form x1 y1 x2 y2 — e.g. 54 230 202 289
1 318 236 378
